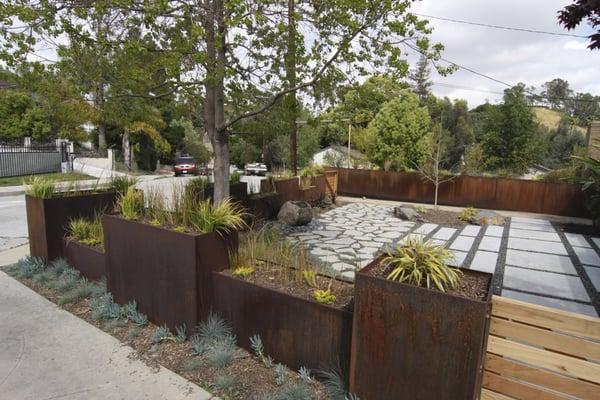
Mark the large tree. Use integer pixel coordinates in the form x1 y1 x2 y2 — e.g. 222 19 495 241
1 1 443 202
481 86 538 174
409 54 432 102
558 0 600 50
366 90 432 171
542 78 572 111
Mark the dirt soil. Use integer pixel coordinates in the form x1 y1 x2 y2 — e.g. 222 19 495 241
222 266 354 311
420 209 469 228
368 257 490 301
3 267 329 400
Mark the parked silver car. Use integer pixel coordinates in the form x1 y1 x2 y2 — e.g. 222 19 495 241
244 162 268 176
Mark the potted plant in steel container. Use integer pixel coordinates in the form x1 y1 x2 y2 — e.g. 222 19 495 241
187 173 248 203
25 175 135 262
350 236 492 400
213 226 354 372
64 214 106 281
298 164 325 203
103 185 246 334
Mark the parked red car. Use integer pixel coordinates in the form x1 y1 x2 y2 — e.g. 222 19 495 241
173 156 198 176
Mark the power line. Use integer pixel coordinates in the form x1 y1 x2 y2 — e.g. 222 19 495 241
413 13 589 38
405 42 599 104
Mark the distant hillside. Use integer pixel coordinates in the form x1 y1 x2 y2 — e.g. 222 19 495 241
532 107 587 134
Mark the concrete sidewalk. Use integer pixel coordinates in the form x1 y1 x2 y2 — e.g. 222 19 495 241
0 270 213 400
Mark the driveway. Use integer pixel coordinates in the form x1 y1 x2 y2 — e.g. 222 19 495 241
0 271 213 400
0 195 27 252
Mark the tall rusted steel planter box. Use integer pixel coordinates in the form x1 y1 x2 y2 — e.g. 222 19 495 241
350 258 492 400
26 191 118 262
199 182 248 202
212 272 353 372
242 193 282 220
300 186 320 203
63 239 106 281
103 214 238 333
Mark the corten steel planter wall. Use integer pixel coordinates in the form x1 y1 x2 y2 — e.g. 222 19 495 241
212 272 353 372
199 182 248 202
26 191 118 262
349 258 492 400
333 168 590 218
300 186 320 202
241 193 282 220
63 239 106 281
103 214 238 333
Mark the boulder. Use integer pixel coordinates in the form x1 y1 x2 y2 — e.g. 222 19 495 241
469 210 505 226
394 206 424 222
278 201 313 226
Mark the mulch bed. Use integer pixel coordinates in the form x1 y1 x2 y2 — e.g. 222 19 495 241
2 266 329 400
420 209 470 229
368 258 490 301
222 265 354 310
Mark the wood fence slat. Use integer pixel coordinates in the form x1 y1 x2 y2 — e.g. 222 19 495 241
490 317 600 360
487 336 600 384
491 296 600 340
485 353 600 400
483 372 572 400
481 388 517 400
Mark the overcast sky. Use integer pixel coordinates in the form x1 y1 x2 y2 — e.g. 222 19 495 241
408 0 598 107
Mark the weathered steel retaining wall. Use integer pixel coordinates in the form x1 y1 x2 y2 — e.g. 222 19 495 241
332 168 590 218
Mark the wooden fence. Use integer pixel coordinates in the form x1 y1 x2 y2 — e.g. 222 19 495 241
481 296 600 400
331 168 590 218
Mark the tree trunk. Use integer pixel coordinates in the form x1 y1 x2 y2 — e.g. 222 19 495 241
286 0 298 175
95 82 107 155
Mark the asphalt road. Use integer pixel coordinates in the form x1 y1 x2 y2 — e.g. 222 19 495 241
0 194 28 252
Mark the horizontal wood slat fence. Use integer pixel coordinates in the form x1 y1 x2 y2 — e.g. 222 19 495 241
330 168 590 218
481 296 600 400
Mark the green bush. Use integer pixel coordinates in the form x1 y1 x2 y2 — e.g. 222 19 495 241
110 175 137 196
118 187 144 220
299 164 324 178
26 176 55 198
67 216 103 246
383 236 461 292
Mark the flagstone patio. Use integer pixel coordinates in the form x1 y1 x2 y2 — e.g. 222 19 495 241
281 203 600 317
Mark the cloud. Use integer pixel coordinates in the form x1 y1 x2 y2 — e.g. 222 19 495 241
408 0 598 108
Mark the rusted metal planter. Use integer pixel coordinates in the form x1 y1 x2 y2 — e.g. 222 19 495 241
25 191 117 262
103 214 238 333
199 182 248 202
242 192 282 220
212 272 353 372
63 239 106 281
300 186 320 203
350 257 492 400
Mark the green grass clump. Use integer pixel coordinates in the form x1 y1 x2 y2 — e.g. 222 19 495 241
188 198 246 234
312 289 336 305
118 187 144 220
67 216 103 246
230 171 241 184
459 206 477 222
25 176 56 198
110 175 137 196
150 325 175 345
383 236 461 292
181 358 203 373
207 339 236 368
212 374 237 393
90 293 121 320
298 164 324 178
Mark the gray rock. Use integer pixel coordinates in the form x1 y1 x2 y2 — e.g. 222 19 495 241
393 206 424 222
277 201 313 226
469 210 505 226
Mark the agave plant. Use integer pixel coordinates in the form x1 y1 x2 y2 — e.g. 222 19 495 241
383 236 461 292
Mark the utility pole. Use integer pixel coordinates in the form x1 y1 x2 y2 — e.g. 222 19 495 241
286 0 298 175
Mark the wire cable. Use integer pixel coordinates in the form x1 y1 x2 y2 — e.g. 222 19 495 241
413 13 589 38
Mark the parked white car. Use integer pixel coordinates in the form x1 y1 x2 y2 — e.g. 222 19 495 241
244 162 268 176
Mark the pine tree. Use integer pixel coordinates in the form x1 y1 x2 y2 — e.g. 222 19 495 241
409 55 432 102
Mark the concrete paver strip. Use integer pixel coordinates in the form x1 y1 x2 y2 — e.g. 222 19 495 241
564 233 592 248
583 266 600 292
0 271 213 400
449 236 476 252
510 222 552 232
502 289 597 317
504 249 577 275
484 226 504 237
572 247 600 266
432 227 456 240
502 266 591 302
478 236 501 252
507 237 568 255
508 228 561 242
469 251 498 274
460 225 481 237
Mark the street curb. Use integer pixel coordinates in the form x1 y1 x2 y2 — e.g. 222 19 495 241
0 188 25 197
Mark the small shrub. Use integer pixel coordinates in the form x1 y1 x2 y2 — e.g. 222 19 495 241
189 198 246 234
459 206 477 222
127 326 142 340
299 164 324 178
190 334 208 356
207 340 235 369
173 225 186 233
319 368 359 400
49 258 69 275
232 266 255 278
298 366 312 383
266 383 312 400
89 293 121 320
175 324 187 343
181 358 203 373
302 270 317 288
121 300 148 326
263 355 274 368
151 325 175 345
51 268 81 293
59 279 99 304
212 374 237 392
275 363 287 386
26 176 55 198
103 318 127 332
230 171 241 184
185 177 210 199
250 334 265 359
118 187 144 220
9 256 45 279
67 216 103 246
110 175 137 196
383 236 461 292
197 313 232 344
313 289 336 305
415 205 428 214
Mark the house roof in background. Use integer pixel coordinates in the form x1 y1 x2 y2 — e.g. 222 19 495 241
316 145 365 159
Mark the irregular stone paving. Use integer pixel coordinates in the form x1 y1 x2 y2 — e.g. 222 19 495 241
282 204 600 317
